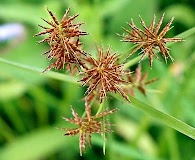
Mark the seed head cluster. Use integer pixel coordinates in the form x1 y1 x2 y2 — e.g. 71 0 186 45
35 7 182 156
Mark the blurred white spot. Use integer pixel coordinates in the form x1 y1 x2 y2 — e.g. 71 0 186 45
0 23 25 41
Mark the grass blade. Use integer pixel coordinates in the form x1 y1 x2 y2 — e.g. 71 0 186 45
129 95 195 140
0 57 79 84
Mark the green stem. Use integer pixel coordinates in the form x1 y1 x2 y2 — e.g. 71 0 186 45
170 27 195 43
111 93 195 140
119 45 137 61
96 101 104 115
94 100 106 154
123 55 142 69
128 95 195 140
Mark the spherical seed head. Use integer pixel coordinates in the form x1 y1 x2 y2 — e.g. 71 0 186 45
34 7 88 73
80 45 130 103
58 106 118 156
120 14 183 68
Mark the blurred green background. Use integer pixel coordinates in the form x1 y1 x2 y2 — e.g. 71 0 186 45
0 0 194 160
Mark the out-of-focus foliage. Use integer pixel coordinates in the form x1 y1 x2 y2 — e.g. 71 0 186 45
0 0 194 160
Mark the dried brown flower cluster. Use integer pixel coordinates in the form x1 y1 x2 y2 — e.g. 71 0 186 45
119 14 183 67
35 7 88 73
80 46 130 104
35 7 183 156
124 64 158 96
58 106 118 156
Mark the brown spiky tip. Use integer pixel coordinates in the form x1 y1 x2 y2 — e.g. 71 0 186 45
79 45 131 104
124 64 158 96
41 37 88 73
119 14 183 68
34 7 88 39
57 106 118 156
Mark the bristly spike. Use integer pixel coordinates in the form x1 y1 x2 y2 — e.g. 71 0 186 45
61 7 70 22
46 7 59 25
124 65 158 96
57 105 118 156
34 6 88 73
119 13 183 67
80 45 130 104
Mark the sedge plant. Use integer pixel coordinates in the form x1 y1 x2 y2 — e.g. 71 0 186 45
32 7 195 156
0 6 194 157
